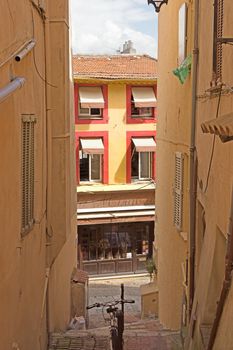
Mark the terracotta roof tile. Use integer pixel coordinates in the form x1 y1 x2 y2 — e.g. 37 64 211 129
73 55 157 80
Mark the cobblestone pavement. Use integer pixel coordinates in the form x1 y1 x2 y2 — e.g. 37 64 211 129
88 275 148 329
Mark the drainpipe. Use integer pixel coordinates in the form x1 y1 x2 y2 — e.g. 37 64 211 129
189 0 199 317
15 40 36 62
0 77 25 103
207 188 233 350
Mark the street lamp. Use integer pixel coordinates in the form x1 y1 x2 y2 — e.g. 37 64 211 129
147 0 168 13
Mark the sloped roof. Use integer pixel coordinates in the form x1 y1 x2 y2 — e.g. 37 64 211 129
73 55 157 80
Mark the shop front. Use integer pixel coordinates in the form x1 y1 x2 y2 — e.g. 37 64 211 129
78 221 154 275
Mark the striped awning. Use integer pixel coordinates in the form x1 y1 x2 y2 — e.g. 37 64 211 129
132 137 156 152
201 113 233 142
77 205 155 225
80 138 104 154
132 87 157 108
79 86 105 108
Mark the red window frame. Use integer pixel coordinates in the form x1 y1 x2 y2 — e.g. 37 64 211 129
126 85 157 124
126 131 156 183
74 83 108 124
75 131 109 184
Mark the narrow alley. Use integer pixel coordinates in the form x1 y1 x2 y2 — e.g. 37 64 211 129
49 276 182 350
2 0 233 349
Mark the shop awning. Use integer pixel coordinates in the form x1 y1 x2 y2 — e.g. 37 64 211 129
201 112 233 143
132 137 156 152
79 86 105 108
80 138 104 154
132 87 157 108
77 205 155 225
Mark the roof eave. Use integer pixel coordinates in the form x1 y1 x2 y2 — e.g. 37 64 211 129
73 75 157 82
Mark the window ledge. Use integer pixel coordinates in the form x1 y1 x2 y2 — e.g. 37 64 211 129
77 182 155 193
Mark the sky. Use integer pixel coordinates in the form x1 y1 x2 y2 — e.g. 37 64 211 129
70 0 158 58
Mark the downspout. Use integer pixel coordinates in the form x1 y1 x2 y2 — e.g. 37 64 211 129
207 188 233 350
43 12 52 345
189 0 199 317
0 77 25 103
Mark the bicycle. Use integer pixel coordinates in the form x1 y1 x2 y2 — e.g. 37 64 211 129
86 285 135 350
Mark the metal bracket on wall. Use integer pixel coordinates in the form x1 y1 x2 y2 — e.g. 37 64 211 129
217 37 233 44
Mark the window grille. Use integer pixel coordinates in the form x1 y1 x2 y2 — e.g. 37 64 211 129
213 0 224 82
174 152 184 230
21 115 36 235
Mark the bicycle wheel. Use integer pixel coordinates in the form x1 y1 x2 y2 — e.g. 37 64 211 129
110 327 118 350
116 310 123 350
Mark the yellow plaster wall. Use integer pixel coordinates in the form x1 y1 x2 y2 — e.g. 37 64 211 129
187 0 233 348
0 1 76 349
156 0 193 330
75 82 157 185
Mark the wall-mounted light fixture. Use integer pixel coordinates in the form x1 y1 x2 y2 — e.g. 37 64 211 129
147 0 168 13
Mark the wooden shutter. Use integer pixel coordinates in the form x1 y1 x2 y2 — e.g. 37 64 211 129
213 0 224 82
174 152 184 230
21 115 36 235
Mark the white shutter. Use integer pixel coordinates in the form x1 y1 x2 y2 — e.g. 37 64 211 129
174 152 184 230
21 115 36 235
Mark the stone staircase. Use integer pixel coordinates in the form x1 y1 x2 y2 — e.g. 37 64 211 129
49 319 183 350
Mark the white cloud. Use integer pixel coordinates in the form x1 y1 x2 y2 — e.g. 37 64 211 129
70 0 157 57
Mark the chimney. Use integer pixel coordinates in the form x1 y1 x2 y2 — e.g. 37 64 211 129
121 40 136 54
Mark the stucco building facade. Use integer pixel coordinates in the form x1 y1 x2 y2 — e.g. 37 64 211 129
0 1 76 349
73 55 157 276
156 0 233 348
156 0 193 330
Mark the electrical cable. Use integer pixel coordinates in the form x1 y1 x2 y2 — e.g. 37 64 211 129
31 6 57 88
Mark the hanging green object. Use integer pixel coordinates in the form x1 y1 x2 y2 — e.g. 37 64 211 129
173 54 192 84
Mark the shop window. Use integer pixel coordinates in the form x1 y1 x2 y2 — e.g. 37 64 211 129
79 225 133 261
127 86 157 123
79 138 104 183
136 227 149 255
131 137 156 181
79 223 153 263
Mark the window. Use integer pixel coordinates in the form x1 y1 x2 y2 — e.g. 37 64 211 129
79 106 102 118
78 86 104 119
178 3 188 65
79 225 133 261
75 85 108 123
21 115 36 235
127 86 157 123
131 137 156 181
79 138 104 182
76 132 108 184
213 0 224 82
173 152 184 231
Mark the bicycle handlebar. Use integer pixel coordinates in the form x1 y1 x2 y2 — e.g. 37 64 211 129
86 299 135 310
